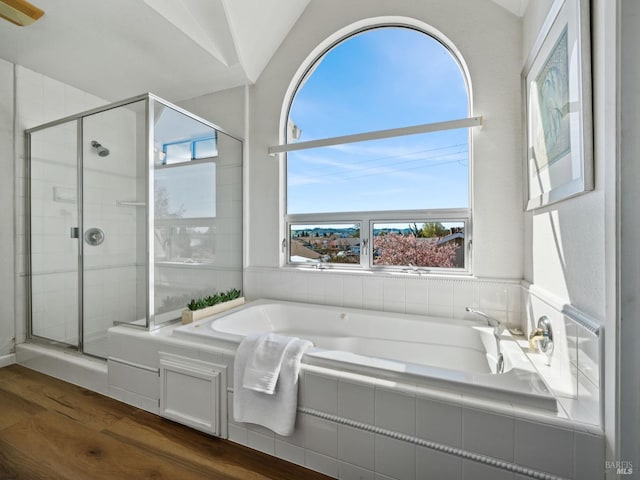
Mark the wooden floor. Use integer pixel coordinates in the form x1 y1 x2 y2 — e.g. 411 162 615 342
0 364 332 480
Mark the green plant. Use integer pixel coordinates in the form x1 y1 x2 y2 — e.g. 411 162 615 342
187 288 242 311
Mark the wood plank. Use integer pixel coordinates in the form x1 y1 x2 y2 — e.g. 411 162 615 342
104 413 330 480
0 411 233 480
0 365 334 480
0 365 132 430
0 438 68 480
0 385 46 430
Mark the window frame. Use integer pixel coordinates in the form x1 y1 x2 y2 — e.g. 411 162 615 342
161 134 218 165
281 21 474 276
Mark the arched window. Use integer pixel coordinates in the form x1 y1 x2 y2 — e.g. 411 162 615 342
283 24 474 272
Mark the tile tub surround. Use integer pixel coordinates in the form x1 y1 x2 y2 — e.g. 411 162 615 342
244 266 523 330
522 284 602 428
107 321 605 480
244 268 603 427
228 367 605 480
174 299 557 411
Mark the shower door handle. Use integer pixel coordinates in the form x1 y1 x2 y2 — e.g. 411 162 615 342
70 227 79 239
85 228 105 246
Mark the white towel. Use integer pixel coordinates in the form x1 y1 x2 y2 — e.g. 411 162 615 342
242 333 297 394
233 334 312 436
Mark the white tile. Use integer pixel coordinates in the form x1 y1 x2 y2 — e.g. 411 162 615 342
362 277 383 311
305 450 339 478
306 274 325 303
277 412 306 447
576 370 600 426
462 407 514 461
405 278 428 306
453 281 479 309
290 272 307 302
375 386 416 435
462 460 514 480
576 324 600 387
325 274 344 306
343 275 364 309
416 446 462 480
243 270 260 298
416 397 462 448
303 372 338 413
374 474 397 480
247 430 275 455
275 439 305 466
338 424 375 470
246 421 276 437
514 419 573 478
479 283 508 312
338 379 375 424
573 431 605 480
506 285 521 316
339 462 375 480
374 434 415 480
383 277 406 308
427 281 453 309
304 415 338 457
227 424 248 445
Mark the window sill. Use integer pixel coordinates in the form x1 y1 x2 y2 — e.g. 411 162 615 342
281 263 472 279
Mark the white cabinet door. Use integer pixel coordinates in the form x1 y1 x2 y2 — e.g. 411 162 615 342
159 352 227 437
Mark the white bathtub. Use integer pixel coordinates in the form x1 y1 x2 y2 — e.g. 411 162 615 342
173 299 556 411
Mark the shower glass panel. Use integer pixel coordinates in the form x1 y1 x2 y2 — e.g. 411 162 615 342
152 103 243 327
29 120 80 347
26 93 243 359
81 100 147 357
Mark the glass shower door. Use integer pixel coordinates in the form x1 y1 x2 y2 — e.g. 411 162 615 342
29 120 80 348
81 101 147 357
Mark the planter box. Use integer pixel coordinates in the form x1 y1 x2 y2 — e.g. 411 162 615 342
181 297 245 324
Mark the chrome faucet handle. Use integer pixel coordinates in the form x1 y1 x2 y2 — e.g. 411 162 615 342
530 316 554 355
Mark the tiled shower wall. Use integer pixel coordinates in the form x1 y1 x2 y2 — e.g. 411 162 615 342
13 65 142 346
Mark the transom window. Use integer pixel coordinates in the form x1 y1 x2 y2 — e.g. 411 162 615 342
283 25 473 272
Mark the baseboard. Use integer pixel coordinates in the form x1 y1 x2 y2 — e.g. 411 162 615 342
0 353 16 368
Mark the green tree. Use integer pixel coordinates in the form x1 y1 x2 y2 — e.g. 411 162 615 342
421 222 448 238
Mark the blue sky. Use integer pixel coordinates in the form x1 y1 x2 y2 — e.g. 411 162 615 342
287 27 469 215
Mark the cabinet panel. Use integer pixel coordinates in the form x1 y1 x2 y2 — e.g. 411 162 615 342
159 352 227 437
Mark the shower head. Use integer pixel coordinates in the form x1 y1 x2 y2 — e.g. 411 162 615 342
91 140 110 157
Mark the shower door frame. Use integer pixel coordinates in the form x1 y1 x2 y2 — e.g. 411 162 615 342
25 94 153 355
25 93 242 356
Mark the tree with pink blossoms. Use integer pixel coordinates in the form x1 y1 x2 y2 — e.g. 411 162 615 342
373 233 458 268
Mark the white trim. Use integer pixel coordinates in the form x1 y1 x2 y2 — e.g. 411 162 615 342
0 353 16 368
268 116 482 155
286 210 471 273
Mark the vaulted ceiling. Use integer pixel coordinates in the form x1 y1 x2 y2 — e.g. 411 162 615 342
0 0 527 103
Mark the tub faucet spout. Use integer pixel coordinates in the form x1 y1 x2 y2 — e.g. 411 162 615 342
465 307 500 329
466 307 504 374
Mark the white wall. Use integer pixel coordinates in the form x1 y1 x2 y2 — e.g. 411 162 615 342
522 0 619 472
522 1 606 323
178 86 246 141
0 58 14 357
247 0 523 281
